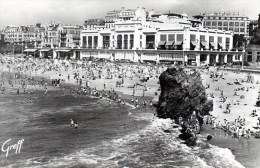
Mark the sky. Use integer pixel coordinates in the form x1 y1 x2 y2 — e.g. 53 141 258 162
0 0 259 29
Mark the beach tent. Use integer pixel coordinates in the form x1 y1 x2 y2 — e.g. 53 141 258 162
77 60 83 65
54 59 61 65
256 101 260 107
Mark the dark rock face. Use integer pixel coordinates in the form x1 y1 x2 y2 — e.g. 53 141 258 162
157 67 213 123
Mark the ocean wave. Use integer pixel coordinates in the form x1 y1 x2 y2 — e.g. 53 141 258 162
6 117 245 168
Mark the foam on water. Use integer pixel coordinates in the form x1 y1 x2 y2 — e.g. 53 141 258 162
8 115 245 168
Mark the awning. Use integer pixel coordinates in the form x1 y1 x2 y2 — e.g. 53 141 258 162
218 42 223 47
24 48 38 52
191 41 197 46
166 41 174 45
39 48 52 52
55 49 71 52
210 42 217 47
175 41 183 45
158 41 166 45
201 41 207 47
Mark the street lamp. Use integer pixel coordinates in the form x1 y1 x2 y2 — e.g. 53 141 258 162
242 41 246 70
182 38 187 66
12 42 14 57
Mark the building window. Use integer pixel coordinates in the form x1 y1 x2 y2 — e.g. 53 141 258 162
229 27 233 31
218 37 222 44
190 34 196 50
257 56 260 62
124 34 128 49
93 36 98 48
218 22 222 26
212 21 217 26
247 54 252 62
130 34 134 49
200 35 205 42
240 28 245 32
176 34 184 41
234 28 239 32
190 34 196 41
168 34 175 41
229 22 234 26
206 21 211 26
235 22 239 26
224 37 229 50
117 35 122 49
240 22 245 27
223 22 228 26
209 36 214 42
257 52 260 62
146 35 155 49
160 34 167 41
82 36 87 48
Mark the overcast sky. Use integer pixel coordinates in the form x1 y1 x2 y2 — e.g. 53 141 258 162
0 0 259 28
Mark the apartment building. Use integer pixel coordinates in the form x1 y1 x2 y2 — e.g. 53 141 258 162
193 12 250 37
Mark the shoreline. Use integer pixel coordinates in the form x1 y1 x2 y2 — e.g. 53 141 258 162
1 54 260 134
200 124 260 168
1 54 260 167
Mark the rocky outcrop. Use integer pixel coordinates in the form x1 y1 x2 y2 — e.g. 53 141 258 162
157 67 213 124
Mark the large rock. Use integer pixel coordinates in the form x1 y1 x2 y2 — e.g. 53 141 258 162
157 67 213 123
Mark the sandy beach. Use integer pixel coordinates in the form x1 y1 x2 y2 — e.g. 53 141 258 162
1 54 259 133
1 54 260 133
1 53 260 168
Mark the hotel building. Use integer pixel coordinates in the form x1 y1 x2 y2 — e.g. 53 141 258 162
246 45 260 63
193 12 250 38
3 24 45 47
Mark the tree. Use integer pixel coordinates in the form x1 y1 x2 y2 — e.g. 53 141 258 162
249 34 260 45
233 34 247 48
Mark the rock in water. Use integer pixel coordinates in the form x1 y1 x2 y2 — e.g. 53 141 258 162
157 67 213 124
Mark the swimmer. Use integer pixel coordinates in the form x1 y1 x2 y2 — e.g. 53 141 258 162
70 119 74 126
74 122 78 129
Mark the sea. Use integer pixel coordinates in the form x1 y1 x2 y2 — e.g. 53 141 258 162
0 75 257 168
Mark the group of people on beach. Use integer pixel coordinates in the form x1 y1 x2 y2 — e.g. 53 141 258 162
1 54 260 140
1 55 166 131
201 66 260 139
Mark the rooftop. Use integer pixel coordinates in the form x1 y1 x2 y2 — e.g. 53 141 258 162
193 12 249 18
